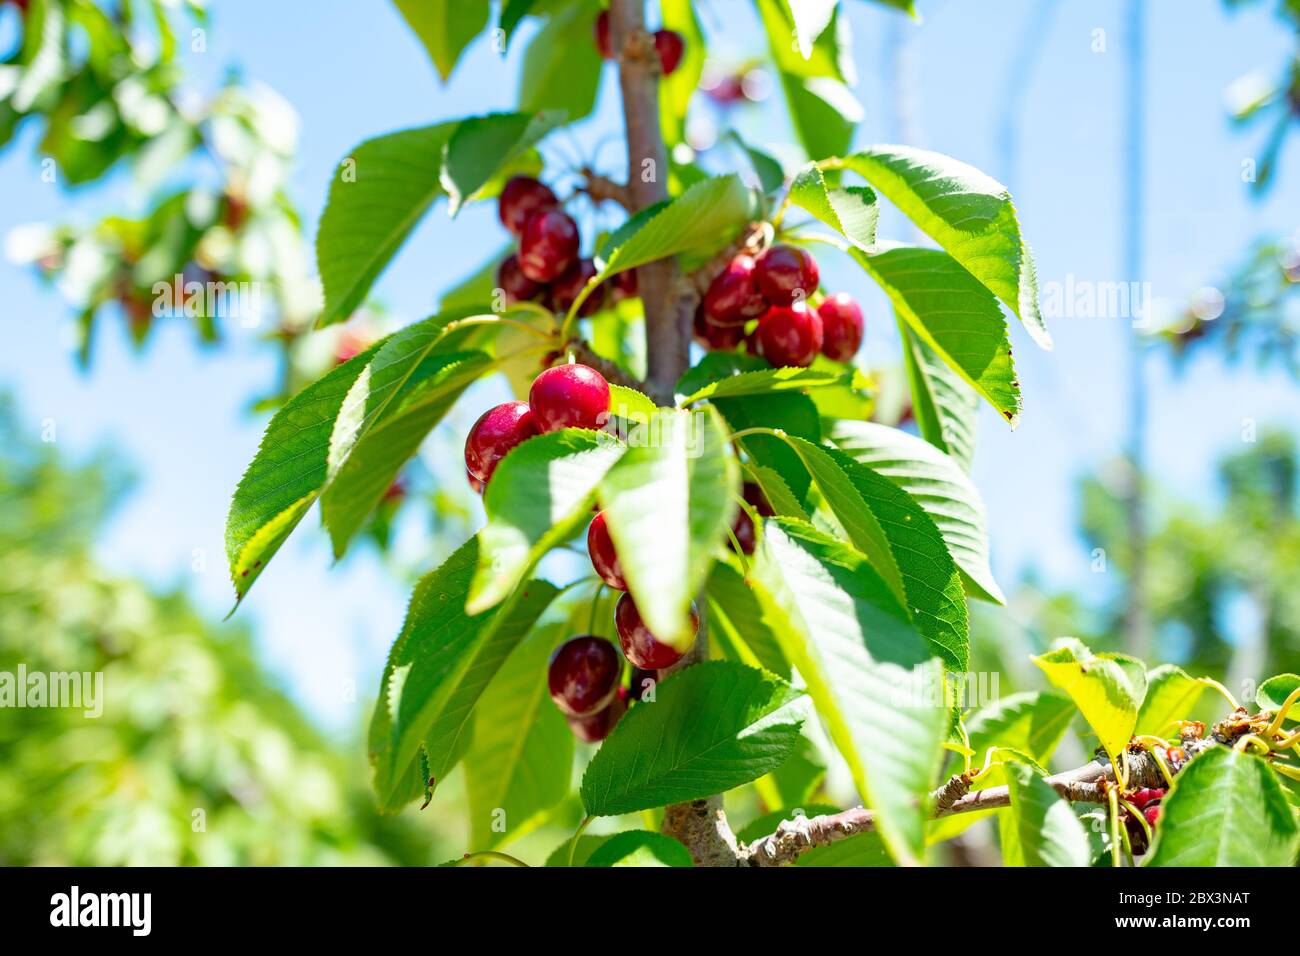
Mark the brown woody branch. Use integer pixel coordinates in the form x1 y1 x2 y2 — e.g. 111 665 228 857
580 168 633 211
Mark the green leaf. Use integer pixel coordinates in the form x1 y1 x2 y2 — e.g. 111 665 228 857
497 0 536 46
368 537 559 810
1001 763 1091 867
727 131 786 195
597 408 739 648
899 319 978 470
1257 673 1300 718
463 623 574 849
1146 747 1299 866
782 438 970 671
706 556 790 678
545 834 610 867
607 383 659 422
1135 664 1206 737
830 419 1004 604
681 365 855 405
835 146 1049 349
1032 638 1147 764
441 110 563 214
392 0 489 81
659 0 705 147
782 0 838 60
319 348 492 557
748 519 948 865
519 0 603 122
585 831 693 867
580 661 808 816
468 429 626 615
852 244 1022 426
315 122 455 327
711 386 822 503
788 164 878 250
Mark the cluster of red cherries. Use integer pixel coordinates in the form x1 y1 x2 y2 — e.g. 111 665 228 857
1124 785 1168 853
495 176 634 318
593 10 684 75
694 245 864 367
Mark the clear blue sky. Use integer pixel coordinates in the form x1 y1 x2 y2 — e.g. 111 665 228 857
2 0 1297 731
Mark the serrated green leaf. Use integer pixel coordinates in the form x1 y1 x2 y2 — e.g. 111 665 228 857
727 130 786 195
830 419 1003 604
585 831 693 867
681 365 854 405
788 163 878 250
1135 664 1206 737
580 661 808 816
519 0 603 122
497 0 536 46
706 555 790 677
1258 674 1300 718
368 537 559 810
441 110 563 214
899 318 978 470
834 146 1049 349
464 622 574 849
1032 638 1146 764
748 519 948 865
607 383 659 422
1001 763 1091 867
1147 747 1299 866
469 429 626 614
597 408 739 648
392 0 488 81
545 834 610 867
852 244 1021 426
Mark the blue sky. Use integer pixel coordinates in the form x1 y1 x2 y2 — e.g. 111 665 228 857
2 0 1297 731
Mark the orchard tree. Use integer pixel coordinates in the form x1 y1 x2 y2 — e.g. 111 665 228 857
224 0 1300 866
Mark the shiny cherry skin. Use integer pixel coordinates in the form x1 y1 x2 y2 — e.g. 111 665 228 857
568 696 625 743
1143 805 1161 826
654 30 684 75
593 10 613 58
754 244 820 306
548 636 622 717
466 469 486 495
694 306 745 350
498 176 559 236
756 302 823 367
497 254 543 305
529 363 610 431
731 508 756 554
587 511 627 590
518 209 580 282
615 594 697 670
549 258 606 316
817 292 864 362
703 254 767 326
1130 787 1165 809
464 401 540 482
743 481 774 517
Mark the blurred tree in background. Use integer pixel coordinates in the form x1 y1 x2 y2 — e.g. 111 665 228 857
0 395 446 865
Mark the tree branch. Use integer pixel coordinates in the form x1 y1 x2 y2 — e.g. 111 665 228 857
564 340 643 392
580 168 633 211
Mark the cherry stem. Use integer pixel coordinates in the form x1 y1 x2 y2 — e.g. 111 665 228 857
1132 736 1176 786
1200 677 1241 711
1264 686 1300 737
567 816 594 868
455 850 529 867
1107 788 1123 868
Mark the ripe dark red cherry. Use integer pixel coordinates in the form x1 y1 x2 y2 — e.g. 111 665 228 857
654 30 684 75
529 363 610 431
754 244 820 306
743 481 773 517
1143 805 1161 827
703 254 767 326
518 209 579 283
1130 787 1165 809
464 401 540 482
549 258 605 316
694 305 745 350
615 594 696 669
756 302 823 367
817 292 864 362
593 10 613 59
497 254 543 305
587 511 627 590
731 508 756 554
548 636 622 717
498 176 559 237
466 469 485 495
568 696 625 743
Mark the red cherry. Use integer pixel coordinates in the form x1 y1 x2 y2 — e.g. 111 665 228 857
754 244 820 306
743 481 774 517
615 594 697 669
817 292 864 362
498 176 559 237
654 30 684 75
464 401 540 482
731 508 756 554
587 511 627 591
568 695 625 743
703 255 767 326
743 331 761 356
549 258 606 316
1143 805 1161 826
594 10 613 59
548 636 622 717
518 209 579 283
706 75 746 105
611 268 638 302
497 254 543 305
529 363 610 431
693 305 745 350
466 469 486 495
756 302 823 367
